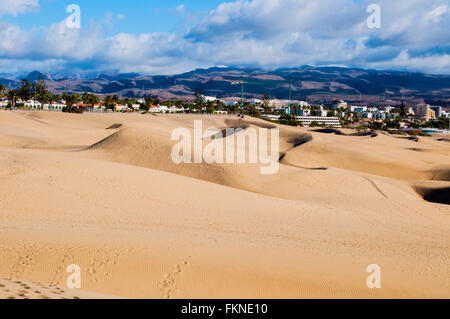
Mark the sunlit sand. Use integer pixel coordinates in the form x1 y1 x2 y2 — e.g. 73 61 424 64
0 110 449 298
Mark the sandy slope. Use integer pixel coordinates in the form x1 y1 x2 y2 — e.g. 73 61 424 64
0 110 449 299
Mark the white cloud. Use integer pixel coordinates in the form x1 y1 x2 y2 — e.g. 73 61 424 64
183 0 450 73
425 4 448 23
0 22 28 56
176 4 186 14
0 0 39 17
367 50 450 75
0 0 449 75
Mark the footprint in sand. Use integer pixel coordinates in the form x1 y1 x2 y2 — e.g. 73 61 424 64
159 257 191 299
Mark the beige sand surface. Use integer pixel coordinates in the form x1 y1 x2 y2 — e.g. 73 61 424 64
0 278 120 299
0 110 449 299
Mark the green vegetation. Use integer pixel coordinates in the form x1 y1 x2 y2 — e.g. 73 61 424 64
3 76 448 128
0 84 6 98
278 114 300 126
6 89 18 108
422 118 449 130
63 94 83 113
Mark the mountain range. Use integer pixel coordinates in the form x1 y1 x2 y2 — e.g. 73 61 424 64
1 66 449 107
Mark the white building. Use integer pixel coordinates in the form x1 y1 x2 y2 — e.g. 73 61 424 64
265 115 340 127
362 112 373 119
352 106 368 113
324 100 347 110
270 99 291 107
335 101 347 110
25 100 42 109
298 101 309 108
296 116 341 127
148 105 182 113
114 104 128 111
384 106 393 113
167 106 184 113
318 109 328 117
149 105 162 113
290 108 311 116
441 110 449 118
214 110 228 114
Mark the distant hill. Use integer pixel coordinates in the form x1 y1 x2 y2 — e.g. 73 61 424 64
24 71 52 82
1 66 449 106
0 78 17 88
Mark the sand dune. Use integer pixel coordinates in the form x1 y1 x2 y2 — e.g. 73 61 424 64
282 128 450 181
76 115 423 201
0 110 449 299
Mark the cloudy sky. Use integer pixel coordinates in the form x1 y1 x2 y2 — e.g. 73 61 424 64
0 0 449 75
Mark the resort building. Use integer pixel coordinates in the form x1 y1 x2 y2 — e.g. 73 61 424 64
149 105 161 113
430 106 443 118
270 99 292 107
77 103 103 112
351 106 368 113
24 100 42 109
415 104 436 121
214 110 228 114
296 116 341 127
289 108 311 116
298 101 309 108
43 103 66 110
324 100 347 110
114 104 128 111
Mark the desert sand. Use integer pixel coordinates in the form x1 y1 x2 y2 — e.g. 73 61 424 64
0 110 449 299
0 278 120 299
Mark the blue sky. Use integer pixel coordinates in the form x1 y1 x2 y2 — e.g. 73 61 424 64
0 0 449 75
2 0 224 34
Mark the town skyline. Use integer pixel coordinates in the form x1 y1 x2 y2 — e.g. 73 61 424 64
2 65 449 110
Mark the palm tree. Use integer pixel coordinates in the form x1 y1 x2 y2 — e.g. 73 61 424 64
41 91 54 110
18 79 32 101
90 95 100 105
103 95 113 111
35 74 47 97
66 94 81 107
62 92 69 103
82 92 90 104
62 94 83 113
7 89 18 108
31 82 37 102
0 84 6 98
